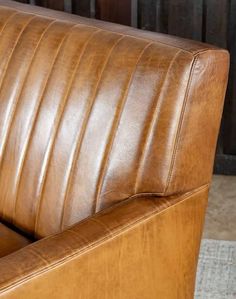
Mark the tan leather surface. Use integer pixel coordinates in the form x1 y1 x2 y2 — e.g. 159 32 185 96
0 0 226 54
0 223 31 258
0 1 229 238
0 186 208 299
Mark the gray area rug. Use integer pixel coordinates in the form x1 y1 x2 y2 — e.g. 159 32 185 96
195 239 236 299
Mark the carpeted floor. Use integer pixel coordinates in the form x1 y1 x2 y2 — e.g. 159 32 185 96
204 175 236 240
195 239 236 299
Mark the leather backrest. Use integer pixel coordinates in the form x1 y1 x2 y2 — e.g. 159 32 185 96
0 2 229 238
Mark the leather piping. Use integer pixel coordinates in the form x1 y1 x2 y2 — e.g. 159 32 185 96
0 5 228 56
0 184 208 293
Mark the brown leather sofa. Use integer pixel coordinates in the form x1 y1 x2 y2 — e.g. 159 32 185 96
0 1 229 298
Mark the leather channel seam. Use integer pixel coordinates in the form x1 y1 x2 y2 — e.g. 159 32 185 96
12 19 60 225
33 27 101 235
28 23 76 234
13 21 78 233
0 5 223 56
163 54 199 195
0 184 208 293
94 41 154 213
164 49 229 196
133 48 183 194
0 14 39 218
57 28 105 231
60 34 125 230
0 10 19 36
0 14 36 169
33 25 100 236
60 183 209 228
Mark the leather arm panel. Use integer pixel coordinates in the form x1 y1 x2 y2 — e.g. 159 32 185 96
0 185 208 299
163 50 229 195
136 49 229 196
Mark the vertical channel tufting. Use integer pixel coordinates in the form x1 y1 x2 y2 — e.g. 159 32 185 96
60 36 149 232
34 27 101 237
57 33 124 235
0 13 37 78
11 20 58 224
0 12 30 85
13 22 92 235
0 14 48 220
133 49 183 194
93 41 153 214
0 10 15 27
0 17 69 225
0 6 204 239
0 8 15 24
31 24 92 236
0 14 38 163
15 25 100 236
2 18 56 224
27 29 123 236
133 50 194 195
0 13 36 164
0 8 18 37
96 45 193 210
0 18 74 225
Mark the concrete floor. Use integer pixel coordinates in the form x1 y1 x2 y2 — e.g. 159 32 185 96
203 175 236 241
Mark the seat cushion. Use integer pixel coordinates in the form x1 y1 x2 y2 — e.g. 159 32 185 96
0 223 32 258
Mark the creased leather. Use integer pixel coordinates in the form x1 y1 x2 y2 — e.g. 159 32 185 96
0 186 208 299
0 223 31 258
0 2 229 298
0 1 229 238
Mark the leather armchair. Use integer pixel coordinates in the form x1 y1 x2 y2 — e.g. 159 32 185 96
0 1 229 298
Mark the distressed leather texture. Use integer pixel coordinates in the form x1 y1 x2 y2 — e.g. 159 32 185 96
0 1 229 239
0 223 31 258
0 1 229 298
0 187 208 299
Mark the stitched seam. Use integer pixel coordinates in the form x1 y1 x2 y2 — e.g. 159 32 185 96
60 183 209 230
94 41 154 213
0 184 208 293
134 49 183 193
90 217 114 234
32 28 101 236
13 21 59 223
32 23 82 236
12 21 57 225
57 29 103 232
193 48 229 57
12 21 75 236
66 229 92 245
0 12 36 98
60 34 125 230
164 55 198 195
164 49 226 193
0 15 40 218
0 5 222 56
129 183 209 199
0 14 37 159
0 11 19 36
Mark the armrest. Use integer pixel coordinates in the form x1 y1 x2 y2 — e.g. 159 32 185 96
0 185 208 299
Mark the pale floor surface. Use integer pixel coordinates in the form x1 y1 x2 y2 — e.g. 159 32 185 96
203 175 236 241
